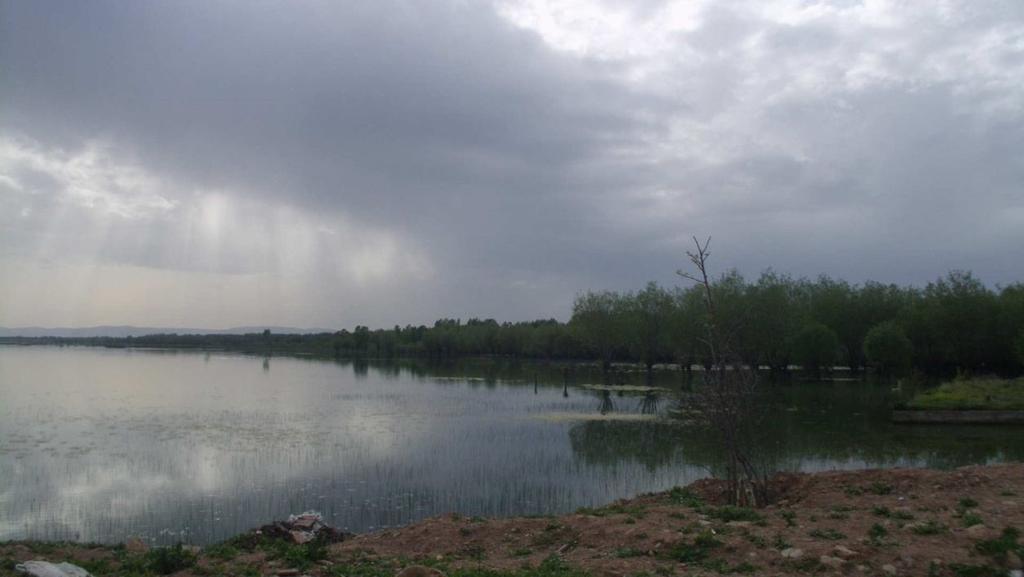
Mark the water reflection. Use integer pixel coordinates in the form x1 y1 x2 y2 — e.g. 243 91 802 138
1 346 1022 547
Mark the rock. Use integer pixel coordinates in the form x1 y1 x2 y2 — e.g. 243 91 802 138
726 521 752 528
899 554 914 567
833 545 857 559
819 555 844 569
290 530 313 544
395 566 447 577
15 561 92 577
125 538 149 553
781 548 804 559
882 564 897 576
1007 551 1023 570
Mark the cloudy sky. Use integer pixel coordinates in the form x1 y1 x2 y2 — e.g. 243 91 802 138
1 0 1022 329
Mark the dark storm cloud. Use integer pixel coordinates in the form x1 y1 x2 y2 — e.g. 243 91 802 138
1 0 1022 327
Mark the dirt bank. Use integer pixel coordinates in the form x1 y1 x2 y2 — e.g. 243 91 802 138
3 464 1023 577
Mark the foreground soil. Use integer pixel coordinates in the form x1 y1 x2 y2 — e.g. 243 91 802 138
3 464 1023 577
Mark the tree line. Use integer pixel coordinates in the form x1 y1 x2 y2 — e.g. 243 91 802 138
5 270 1022 376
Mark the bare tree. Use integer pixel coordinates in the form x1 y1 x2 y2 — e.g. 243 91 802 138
678 236 773 507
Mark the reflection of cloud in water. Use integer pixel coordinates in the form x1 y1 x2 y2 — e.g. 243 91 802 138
3 347 1024 545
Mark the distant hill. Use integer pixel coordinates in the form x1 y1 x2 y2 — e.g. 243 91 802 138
0 325 336 338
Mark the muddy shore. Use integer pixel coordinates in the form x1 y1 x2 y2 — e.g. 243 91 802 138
3 464 1022 577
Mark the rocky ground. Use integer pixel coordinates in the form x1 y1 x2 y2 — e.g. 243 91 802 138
3 464 1023 577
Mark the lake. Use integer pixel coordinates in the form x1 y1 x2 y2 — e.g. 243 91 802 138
1 345 1021 546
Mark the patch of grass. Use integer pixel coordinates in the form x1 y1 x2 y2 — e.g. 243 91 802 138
868 523 889 544
910 520 947 536
893 510 915 521
808 528 846 541
827 511 849 520
906 377 1024 410
706 506 764 523
975 527 1022 557
667 487 704 508
662 531 722 563
949 564 1006 577
962 512 984 527
511 547 533 557
772 534 791 550
204 542 241 560
780 510 797 527
615 547 646 558
145 544 197 575
576 504 646 519
867 482 894 495
530 523 577 548
76 558 113 575
872 506 892 517
742 531 767 549
786 557 824 572
959 498 979 509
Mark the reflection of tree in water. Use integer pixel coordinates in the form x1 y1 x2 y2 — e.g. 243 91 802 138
569 385 1024 474
568 420 684 470
262 357 270 372
638 392 660 415
597 390 615 414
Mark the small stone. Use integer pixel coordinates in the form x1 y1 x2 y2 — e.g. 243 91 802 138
819 555 844 569
882 564 897 576
781 548 804 559
697 519 712 527
899 554 914 567
726 521 752 528
833 545 857 559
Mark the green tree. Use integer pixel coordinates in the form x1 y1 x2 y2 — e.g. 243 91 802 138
790 321 840 377
624 282 675 371
863 320 913 374
571 291 625 370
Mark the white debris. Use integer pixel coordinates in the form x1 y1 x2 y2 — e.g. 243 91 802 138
16 561 92 577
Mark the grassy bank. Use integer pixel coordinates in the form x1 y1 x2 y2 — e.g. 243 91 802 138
904 377 1024 411
3 464 1023 577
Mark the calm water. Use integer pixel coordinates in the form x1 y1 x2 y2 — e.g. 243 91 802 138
1 346 1022 545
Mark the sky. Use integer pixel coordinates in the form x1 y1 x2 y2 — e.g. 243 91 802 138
1 0 1022 330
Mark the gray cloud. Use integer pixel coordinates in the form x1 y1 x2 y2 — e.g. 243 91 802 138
1 0 1022 328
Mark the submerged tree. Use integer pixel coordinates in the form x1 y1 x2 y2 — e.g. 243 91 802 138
678 237 774 507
